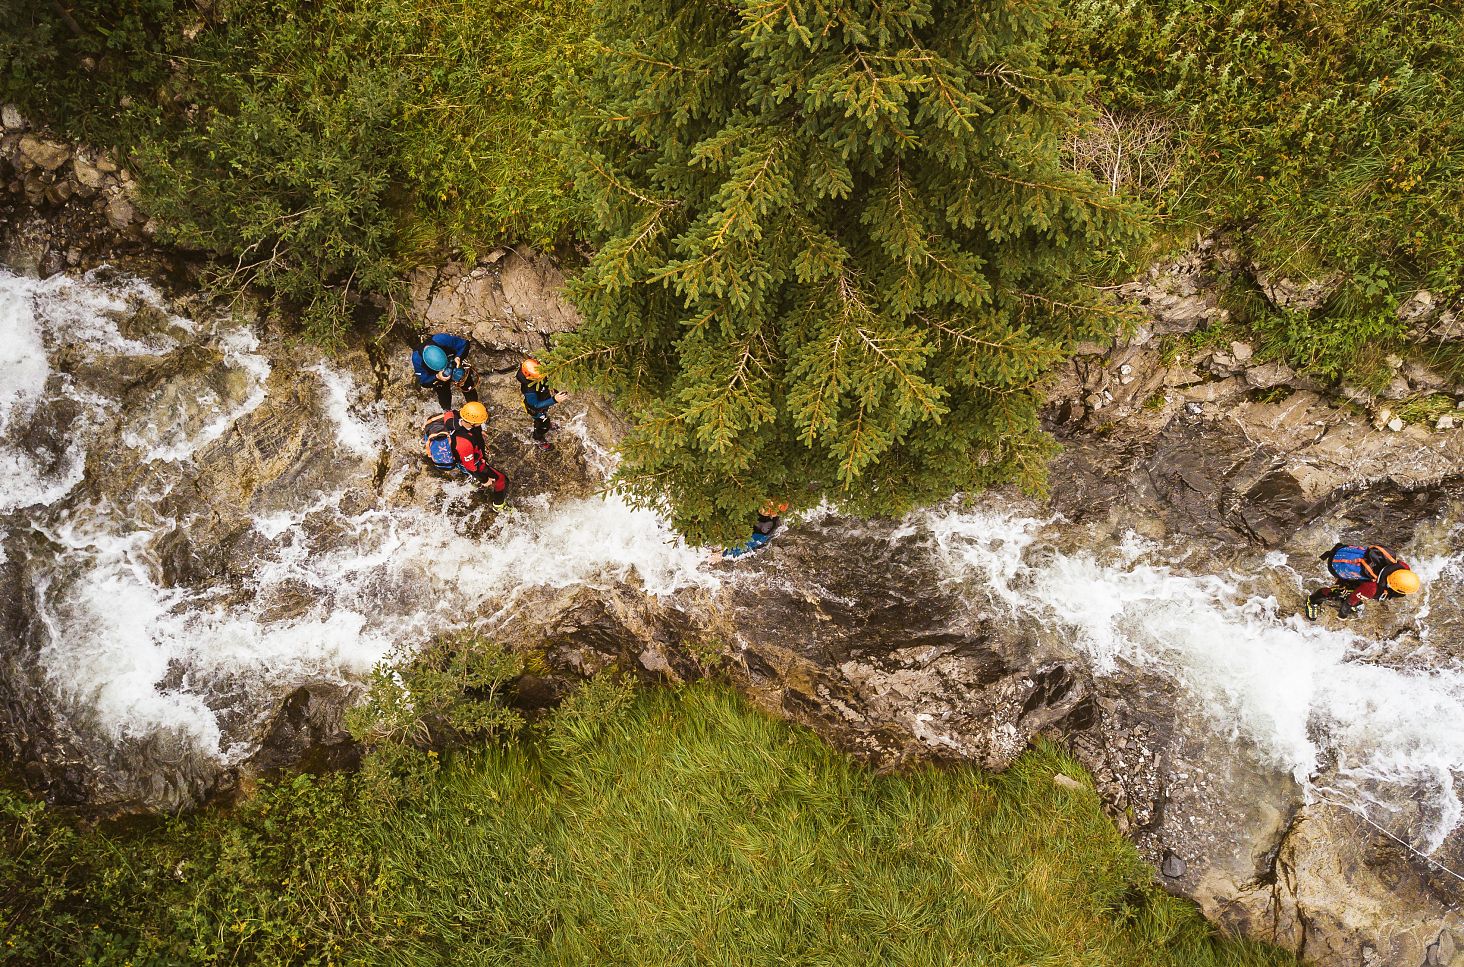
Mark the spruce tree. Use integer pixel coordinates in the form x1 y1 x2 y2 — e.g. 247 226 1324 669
555 0 1143 543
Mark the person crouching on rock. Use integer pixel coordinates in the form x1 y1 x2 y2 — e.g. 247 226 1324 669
422 402 508 509
412 332 479 411
1306 543 1420 620
713 501 789 562
517 357 565 450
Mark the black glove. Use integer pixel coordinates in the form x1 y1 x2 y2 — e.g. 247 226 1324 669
1338 599 1355 618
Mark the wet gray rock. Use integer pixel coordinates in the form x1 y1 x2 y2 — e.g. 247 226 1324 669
1162 851 1187 878
407 247 582 366
1399 289 1438 326
1113 244 1233 336
104 194 139 231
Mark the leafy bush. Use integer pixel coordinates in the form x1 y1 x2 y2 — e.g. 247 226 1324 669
1058 0 1464 379
2 0 588 343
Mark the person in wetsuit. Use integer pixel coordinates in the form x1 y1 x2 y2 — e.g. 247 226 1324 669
412 333 480 411
1307 543 1420 620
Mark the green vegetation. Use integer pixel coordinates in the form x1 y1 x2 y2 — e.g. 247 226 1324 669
4 0 1461 521
1 0 587 342
555 0 1144 541
3 672 1294 965
1393 392 1455 426
1060 0 1463 380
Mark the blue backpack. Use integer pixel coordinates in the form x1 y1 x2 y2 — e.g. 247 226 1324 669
1327 545 1397 582
422 413 458 470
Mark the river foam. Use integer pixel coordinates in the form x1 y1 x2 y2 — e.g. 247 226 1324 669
924 507 1464 853
0 268 175 513
2 266 718 778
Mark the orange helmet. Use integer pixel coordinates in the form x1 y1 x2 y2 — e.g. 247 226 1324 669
1386 569 1420 595
520 358 544 380
459 402 489 426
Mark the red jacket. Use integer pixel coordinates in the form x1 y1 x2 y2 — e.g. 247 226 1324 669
453 433 486 473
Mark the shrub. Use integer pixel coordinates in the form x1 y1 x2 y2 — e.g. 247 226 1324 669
1057 0 1464 380
1 0 589 343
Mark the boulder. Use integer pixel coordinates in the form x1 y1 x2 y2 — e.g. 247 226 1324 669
104 194 138 230
409 247 583 360
1398 289 1438 326
71 156 106 190
1243 359 1296 390
1 103 24 131
1252 266 1341 312
17 134 70 172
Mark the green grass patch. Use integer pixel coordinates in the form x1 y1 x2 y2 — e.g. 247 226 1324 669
1057 0 1463 384
3 678 1295 965
1393 393 1456 426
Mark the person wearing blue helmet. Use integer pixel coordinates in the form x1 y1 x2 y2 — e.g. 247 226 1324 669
411 333 479 410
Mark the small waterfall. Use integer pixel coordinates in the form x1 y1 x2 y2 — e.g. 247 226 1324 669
923 507 1464 854
0 267 717 799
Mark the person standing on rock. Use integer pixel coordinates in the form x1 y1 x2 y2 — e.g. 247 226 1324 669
517 357 565 450
412 333 480 411
1306 543 1420 620
712 501 789 561
422 402 508 509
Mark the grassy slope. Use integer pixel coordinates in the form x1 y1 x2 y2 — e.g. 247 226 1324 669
1059 0 1464 386
2 683 1295 966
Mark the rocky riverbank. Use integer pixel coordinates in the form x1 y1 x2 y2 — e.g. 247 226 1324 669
2 118 1460 965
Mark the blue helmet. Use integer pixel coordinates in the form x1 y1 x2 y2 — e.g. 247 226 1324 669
422 345 449 372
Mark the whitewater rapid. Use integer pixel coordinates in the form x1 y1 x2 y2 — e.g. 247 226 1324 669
1 267 717 771
922 508 1464 854
3 267 1461 857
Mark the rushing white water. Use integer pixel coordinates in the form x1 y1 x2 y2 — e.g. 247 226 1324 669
0 268 174 512
924 508 1464 853
1 267 718 779
122 327 273 464
308 362 387 459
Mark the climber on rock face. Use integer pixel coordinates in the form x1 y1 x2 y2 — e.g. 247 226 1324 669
713 501 789 562
1306 543 1420 620
516 357 565 450
421 402 508 509
412 333 479 411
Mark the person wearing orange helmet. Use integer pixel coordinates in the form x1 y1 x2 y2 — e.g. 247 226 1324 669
715 500 790 561
1306 542 1421 620
421 402 508 508
516 357 565 450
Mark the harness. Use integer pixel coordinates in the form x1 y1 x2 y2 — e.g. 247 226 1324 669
1327 544 1406 597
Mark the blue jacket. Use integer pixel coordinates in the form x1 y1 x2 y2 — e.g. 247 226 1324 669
723 516 780 559
517 371 557 412
412 333 471 387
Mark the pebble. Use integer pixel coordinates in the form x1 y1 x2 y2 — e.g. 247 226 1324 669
1387 417 1404 432
1161 852 1187 878
1437 415 1455 431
